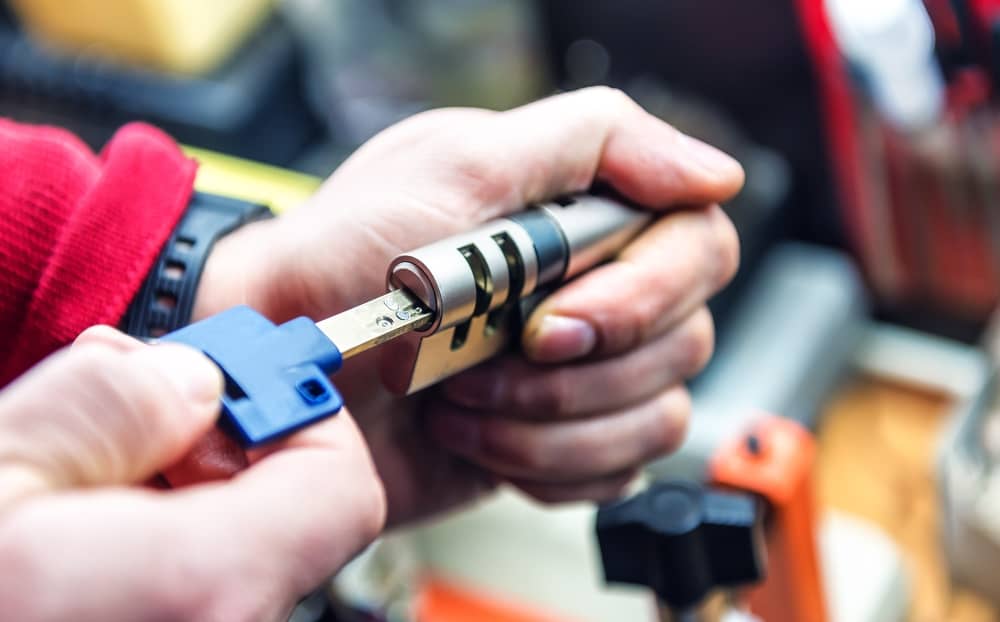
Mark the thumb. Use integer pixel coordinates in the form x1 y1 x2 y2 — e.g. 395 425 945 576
0 336 222 508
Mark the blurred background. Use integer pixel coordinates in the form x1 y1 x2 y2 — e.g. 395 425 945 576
10 0 1000 620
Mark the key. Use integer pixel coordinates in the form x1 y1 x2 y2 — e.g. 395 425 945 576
164 290 432 447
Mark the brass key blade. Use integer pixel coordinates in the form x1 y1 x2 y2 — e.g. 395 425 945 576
315 289 434 360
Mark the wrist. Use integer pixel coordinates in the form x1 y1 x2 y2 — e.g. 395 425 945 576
123 193 273 337
191 218 283 322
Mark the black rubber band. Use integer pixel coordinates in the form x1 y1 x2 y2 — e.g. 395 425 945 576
507 209 570 286
123 192 272 338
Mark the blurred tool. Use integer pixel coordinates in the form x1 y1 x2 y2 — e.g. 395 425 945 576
596 482 766 622
280 0 544 167
616 84 791 332
940 350 1000 606
162 193 649 445
7 0 273 74
710 417 828 622
0 14 320 165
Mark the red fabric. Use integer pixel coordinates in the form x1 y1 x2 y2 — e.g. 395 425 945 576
793 0 870 267
0 120 197 386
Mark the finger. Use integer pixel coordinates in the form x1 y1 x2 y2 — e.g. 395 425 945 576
341 87 744 214
425 387 690 483
524 204 738 362
304 89 744 304
0 340 222 507
163 368 390 488
444 307 713 418
486 87 745 207
508 469 640 505
161 380 379 488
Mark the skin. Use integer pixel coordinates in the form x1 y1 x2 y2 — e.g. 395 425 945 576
0 327 385 621
0 87 743 619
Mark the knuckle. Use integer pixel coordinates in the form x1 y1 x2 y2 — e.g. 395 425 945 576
598 290 648 352
709 207 741 288
73 325 115 347
446 143 517 209
652 389 691 455
408 106 493 132
64 343 120 375
521 442 556 473
600 318 639 355
359 463 388 542
497 432 555 473
520 371 577 418
579 85 641 117
680 309 716 377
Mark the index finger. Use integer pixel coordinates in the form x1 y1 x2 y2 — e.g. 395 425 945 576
523 204 739 361
327 86 745 238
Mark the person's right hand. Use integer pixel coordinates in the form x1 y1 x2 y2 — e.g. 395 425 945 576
192 87 743 526
0 326 385 622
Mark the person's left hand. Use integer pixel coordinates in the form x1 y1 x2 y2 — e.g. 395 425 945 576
190 88 743 526
0 326 385 621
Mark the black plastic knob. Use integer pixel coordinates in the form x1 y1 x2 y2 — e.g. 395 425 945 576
595 482 766 610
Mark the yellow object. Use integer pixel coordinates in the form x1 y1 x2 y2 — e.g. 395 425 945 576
183 146 321 215
8 0 274 75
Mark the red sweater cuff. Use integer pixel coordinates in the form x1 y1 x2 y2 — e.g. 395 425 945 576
0 120 197 385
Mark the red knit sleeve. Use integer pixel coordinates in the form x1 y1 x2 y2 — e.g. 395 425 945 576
0 120 197 386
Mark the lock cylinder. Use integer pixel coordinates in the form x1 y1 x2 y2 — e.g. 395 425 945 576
381 192 651 395
387 216 537 334
386 193 650 334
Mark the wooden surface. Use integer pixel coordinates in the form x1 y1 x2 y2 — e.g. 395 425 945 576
816 378 998 622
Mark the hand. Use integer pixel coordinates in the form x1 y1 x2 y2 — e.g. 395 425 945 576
194 87 743 525
0 326 384 621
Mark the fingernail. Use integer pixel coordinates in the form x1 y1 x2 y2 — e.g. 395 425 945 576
428 413 481 453
528 315 596 362
443 371 505 409
679 133 742 177
148 345 224 405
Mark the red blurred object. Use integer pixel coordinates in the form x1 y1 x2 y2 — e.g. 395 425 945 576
794 0 878 291
710 416 827 622
925 0 966 46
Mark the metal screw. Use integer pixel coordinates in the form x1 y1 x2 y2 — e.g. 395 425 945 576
376 316 394 329
396 309 412 321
